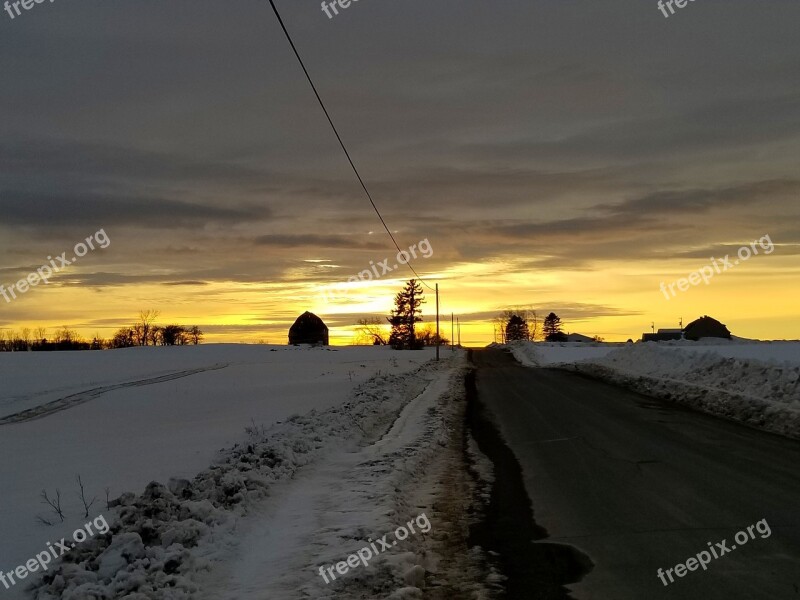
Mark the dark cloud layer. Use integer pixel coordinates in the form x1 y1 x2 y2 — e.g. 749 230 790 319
1 0 799 308
0 192 272 229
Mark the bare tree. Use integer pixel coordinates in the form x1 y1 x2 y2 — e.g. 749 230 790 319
53 326 78 345
188 326 203 345
158 325 189 346
35 327 47 344
136 310 160 346
355 317 388 345
491 317 504 344
132 323 145 346
110 327 135 348
149 325 163 346
417 324 449 346
524 308 540 342
21 327 32 350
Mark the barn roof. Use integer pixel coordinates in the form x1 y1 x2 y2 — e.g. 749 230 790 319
289 311 328 333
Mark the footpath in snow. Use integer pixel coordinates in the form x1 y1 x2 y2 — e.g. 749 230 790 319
198 361 454 599
507 340 800 439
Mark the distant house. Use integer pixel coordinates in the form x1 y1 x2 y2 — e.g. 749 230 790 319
684 315 731 341
642 328 683 342
288 311 329 345
565 333 595 343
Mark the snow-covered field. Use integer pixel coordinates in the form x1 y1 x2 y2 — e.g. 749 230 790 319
0 345 469 599
507 340 800 438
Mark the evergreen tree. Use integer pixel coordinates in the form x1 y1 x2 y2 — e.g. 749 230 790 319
388 279 424 349
543 312 566 341
505 314 529 341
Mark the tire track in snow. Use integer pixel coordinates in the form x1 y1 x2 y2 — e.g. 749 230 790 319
0 363 230 425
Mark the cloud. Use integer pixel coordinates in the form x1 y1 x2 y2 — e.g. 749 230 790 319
253 234 387 250
162 280 212 286
598 180 800 217
0 191 272 230
1 0 799 338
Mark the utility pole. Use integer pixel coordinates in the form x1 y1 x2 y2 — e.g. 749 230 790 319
435 283 440 361
451 313 455 352
457 317 461 347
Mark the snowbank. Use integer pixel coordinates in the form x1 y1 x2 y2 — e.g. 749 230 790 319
508 339 800 369
567 344 800 438
506 340 800 438
506 340 623 367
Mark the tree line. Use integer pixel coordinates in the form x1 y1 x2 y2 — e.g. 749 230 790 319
0 310 203 352
353 281 579 349
109 310 203 348
497 309 603 343
495 309 569 343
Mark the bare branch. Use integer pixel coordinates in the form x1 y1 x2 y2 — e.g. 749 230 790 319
76 475 97 518
40 489 65 522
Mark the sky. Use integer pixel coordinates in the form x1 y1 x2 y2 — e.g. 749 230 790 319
1 0 799 345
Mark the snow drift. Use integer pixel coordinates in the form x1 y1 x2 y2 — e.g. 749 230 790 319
507 341 800 439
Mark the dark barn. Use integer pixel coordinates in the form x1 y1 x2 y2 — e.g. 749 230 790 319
288 311 329 345
683 315 732 341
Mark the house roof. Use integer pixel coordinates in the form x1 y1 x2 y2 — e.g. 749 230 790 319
566 333 594 342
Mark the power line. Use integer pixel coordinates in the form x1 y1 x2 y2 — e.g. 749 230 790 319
266 0 434 291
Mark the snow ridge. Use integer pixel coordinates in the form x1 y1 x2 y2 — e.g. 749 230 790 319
506 341 800 439
570 344 800 439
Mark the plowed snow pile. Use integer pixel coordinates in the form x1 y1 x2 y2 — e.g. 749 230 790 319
569 344 800 438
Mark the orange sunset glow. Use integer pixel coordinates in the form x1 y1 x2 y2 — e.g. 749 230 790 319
2 2 799 346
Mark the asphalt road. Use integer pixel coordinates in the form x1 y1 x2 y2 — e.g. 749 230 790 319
471 348 800 600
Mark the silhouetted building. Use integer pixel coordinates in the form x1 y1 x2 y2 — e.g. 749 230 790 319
642 329 683 342
288 311 329 345
565 333 595 343
683 316 731 341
